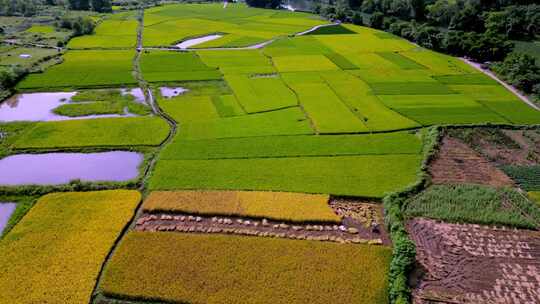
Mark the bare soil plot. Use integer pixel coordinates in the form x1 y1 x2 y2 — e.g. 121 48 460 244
408 218 540 304
429 136 514 187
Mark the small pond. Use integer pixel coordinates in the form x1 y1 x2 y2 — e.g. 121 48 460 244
160 87 188 98
0 151 143 185
0 92 133 122
176 34 223 49
121 88 146 103
0 203 16 234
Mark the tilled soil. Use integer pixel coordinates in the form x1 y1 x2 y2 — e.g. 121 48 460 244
429 136 515 187
408 218 540 304
134 199 390 246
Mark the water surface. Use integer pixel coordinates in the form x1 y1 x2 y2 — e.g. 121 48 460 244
0 92 133 122
121 88 146 103
0 151 143 185
160 87 188 98
176 34 223 49
0 203 16 234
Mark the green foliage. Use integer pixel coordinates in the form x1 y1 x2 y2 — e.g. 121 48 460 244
0 190 140 303
245 0 281 9
501 165 540 191
13 117 169 149
57 89 151 116
405 184 540 229
0 0 39 16
149 154 422 197
0 122 33 159
57 15 95 37
101 232 392 304
484 5 539 40
491 52 540 96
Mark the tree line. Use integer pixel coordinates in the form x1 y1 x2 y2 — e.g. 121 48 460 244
0 0 113 16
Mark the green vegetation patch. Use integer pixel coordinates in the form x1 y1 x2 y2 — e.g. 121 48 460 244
224 74 297 113
13 117 169 149
370 82 455 95
476 100 540 125
305 24 356 35
377 52 426 69
160 131 423 160
198 50 275 74
320 71 420 131
68 18 138 49
324 52 358 69
141 51 221 83
101 232 391 304
405 185 540 229
272 55 339 72
501 165 540 191
149 154 422 197
177 107 313 140
0 190 140 303
18 50 136 89
529 192 540 206
290 81 368 133
433 73 497 85
143 190 340 223
211 95 244 117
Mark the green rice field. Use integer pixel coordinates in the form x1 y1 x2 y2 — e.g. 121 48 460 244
1 3 540 304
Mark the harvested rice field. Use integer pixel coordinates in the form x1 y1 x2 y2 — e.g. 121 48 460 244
408 218 540 304
1 2 540 304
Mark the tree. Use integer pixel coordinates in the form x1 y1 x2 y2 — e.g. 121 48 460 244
245 0 281 9
69 0 90 10
351 11 363 25
369 12 384 29
491 52 540 93
484 5 540 40
92 0 112 12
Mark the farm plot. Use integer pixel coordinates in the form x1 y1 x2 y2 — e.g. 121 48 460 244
149 154 422 197
224 74 297 113
67 13 138 49
159 131 423 160
142 190 340 223
428 136 515 187
408 218 540 304
0 190 140 303
0 47 58 68
142 3 328 47
177 107 314 140
405 184 540 229
197 50 276 74
141 51 221 83
13 117 169 149
100 232 391 304
286 81 367 133
17 50 136 89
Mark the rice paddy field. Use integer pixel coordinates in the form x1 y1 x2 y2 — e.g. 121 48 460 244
1 2 540 304
0 190 140 303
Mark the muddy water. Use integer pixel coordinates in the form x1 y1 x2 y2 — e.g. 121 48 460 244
176 34 222 49
0 92 133 122
0 151 143 185
0 203 16 234
160 87 188 98
121 88 145 103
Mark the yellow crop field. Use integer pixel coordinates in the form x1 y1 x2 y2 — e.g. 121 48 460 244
101 232 392 304
0 190 140 304
143 190 340 222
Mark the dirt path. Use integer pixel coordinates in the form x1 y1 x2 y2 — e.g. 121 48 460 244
460 57 540 111
142 22 340 52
